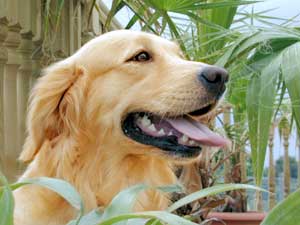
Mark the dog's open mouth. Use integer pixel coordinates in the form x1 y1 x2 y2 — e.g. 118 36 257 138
122 105 230 158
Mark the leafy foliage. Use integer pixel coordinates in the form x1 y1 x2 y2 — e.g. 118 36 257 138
0 175 264 225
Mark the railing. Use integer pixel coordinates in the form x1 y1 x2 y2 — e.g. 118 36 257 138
0 0 120 181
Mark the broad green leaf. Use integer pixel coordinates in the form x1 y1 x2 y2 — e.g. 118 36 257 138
281 42 300 133
146 0 259 12
167 183 266 212
67 209 103 225
196 0 244 55
261 189 300 225
101 183 181 224
101 184 147 220
13 177 83 212
216 33 257 67
99 211 198 225
231 31 299 60
246 75 259 181
256 55 281 184
247 54 281 185
0 173 14 225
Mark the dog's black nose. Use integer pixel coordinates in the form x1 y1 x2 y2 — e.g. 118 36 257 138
198 66 229 97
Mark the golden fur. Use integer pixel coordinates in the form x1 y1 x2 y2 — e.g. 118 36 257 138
14 30 215 225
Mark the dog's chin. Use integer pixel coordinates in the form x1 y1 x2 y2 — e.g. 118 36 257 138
121 103 230 159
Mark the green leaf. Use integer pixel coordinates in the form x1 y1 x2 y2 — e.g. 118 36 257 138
141 11 161 32
261 189 300 225
100 183 182 224
125 14 139 29
216 33 257 67
55 0 65 29
43 0 52 36
247 54 281 185
257 56 280 183
101 184 147 220
163 11 188 58
14 177 83 212
99 211 198 225
123 2 158 34
104 0 124 30
281 42 300 133
0 173 14 225
146 0 259 12
67 209 103 225
145 218 163 225
156 184 183 193
231 31 299 61
167 183 266 212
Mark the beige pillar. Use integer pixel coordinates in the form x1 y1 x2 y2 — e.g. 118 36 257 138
17 31 33 155
268 125 276 209
31 39 43 88
0 17 8 172
3 22 21 181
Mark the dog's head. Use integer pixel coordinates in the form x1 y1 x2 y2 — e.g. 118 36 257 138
20 30 229 163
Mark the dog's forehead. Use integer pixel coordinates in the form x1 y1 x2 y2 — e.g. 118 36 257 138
73 30 182 70
89 30 179 52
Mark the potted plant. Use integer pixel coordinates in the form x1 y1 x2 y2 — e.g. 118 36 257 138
0 171 264 225
100 1 300 223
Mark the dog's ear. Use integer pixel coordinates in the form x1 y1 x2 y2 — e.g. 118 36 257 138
20 61 86 162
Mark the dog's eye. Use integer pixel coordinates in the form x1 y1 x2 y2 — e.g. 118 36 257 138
133 51 151 62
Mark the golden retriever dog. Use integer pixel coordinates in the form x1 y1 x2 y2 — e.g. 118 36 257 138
13 30 229 225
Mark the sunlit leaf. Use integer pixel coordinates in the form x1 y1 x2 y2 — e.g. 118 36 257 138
13 177 83 212
261 188 300 225
281 42 300 132
67 209 103 225
0 173 14 225
99 211 198 225
101 184 147 221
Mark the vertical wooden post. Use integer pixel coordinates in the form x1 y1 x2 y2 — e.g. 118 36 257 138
3 22 22 181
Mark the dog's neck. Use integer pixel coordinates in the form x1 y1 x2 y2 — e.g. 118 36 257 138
20 137 177 212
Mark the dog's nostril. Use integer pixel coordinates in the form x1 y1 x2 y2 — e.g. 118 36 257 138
200 66 228 84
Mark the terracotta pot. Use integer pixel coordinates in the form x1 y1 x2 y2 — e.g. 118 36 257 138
207 212 266 225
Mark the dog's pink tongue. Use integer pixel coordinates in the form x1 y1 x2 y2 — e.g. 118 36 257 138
166 117 230 147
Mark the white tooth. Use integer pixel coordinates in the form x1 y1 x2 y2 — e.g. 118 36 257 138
189 140 195 145
181 135 188 143
168 131 173 136
148 124 156 132
141 115 151 127
158 129 165 135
